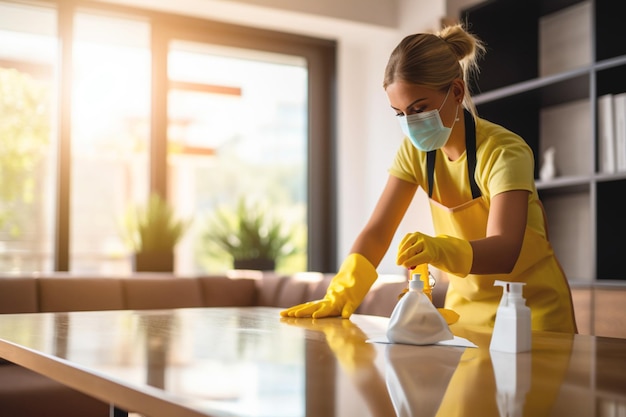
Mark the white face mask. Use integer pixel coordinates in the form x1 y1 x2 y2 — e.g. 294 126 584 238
398 88 458 152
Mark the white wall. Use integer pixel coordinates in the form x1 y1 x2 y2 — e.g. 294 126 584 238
341 0 444 274
205 0 400 28
104 0 447 273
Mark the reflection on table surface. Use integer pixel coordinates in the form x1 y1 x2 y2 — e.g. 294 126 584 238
0 306 624 417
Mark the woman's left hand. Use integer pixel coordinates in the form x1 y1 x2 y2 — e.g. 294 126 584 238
396 232 473 277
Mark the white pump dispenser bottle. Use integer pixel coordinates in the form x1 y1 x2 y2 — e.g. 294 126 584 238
489 280 531 353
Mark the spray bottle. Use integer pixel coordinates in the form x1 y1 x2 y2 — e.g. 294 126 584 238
489 280 531 353
414 264 433 302
386 273 453 345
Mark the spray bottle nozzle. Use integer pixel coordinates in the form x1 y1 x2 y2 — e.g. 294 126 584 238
409 274 424 291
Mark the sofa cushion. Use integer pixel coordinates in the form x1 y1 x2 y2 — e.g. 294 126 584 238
274 272 326 308
356 275 407 317
0 276 38 314
255 272 288 307
197 276 257 307
122 275 203 310
307 274 333 301
38 276 125 312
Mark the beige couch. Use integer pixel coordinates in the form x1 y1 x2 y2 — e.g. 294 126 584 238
0 270 434 417
0 270 426 315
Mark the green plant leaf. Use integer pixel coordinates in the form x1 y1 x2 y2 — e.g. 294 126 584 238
202 196 298 264
121 193 191 253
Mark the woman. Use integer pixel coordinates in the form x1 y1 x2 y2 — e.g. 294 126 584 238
281 24 577 333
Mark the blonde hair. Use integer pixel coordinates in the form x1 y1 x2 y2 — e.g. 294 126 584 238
383 23 486 118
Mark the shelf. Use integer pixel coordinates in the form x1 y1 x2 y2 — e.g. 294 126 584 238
473 68 590 106
473 55 626 108
594 171 626 183
536 175 592 192
461 0 625 282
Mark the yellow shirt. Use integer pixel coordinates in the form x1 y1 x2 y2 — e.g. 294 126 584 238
388 117 547 239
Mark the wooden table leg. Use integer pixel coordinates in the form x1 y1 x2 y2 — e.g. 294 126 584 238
110 405 128 417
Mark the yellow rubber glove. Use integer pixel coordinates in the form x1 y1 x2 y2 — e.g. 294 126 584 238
437 307 460 325
396 232 473 278
280 253 378 319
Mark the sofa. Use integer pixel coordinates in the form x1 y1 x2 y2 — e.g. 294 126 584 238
0 269 433 417
0 270 430 315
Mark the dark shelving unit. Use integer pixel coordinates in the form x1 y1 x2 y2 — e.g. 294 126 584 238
461 0 626 283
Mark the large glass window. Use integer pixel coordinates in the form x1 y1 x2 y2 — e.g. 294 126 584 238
0 0 335 275
167 42 308 274
0 2 57 273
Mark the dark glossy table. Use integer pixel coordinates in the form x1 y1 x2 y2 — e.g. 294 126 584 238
0 306 624 417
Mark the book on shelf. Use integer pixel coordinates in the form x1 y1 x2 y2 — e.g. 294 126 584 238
614 93 626 172
598 94 616 173
539 1 592 77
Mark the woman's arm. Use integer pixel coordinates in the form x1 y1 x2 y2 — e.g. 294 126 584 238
280 175 418 319
350 175 418 267
470 189 529 274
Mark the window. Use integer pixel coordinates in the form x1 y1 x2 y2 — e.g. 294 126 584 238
0 2 57 273
0 0 336 274
167 42 308 274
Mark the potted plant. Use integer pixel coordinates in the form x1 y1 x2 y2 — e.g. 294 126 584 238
202 197 298 271
122 193 191 272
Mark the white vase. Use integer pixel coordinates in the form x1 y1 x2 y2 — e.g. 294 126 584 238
540 146 556 181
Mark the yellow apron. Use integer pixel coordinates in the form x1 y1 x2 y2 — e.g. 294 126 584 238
427 111 577 333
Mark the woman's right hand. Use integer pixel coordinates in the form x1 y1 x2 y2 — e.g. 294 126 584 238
280 253 378 319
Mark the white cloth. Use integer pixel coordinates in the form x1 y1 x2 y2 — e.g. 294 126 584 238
386 287 454 345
